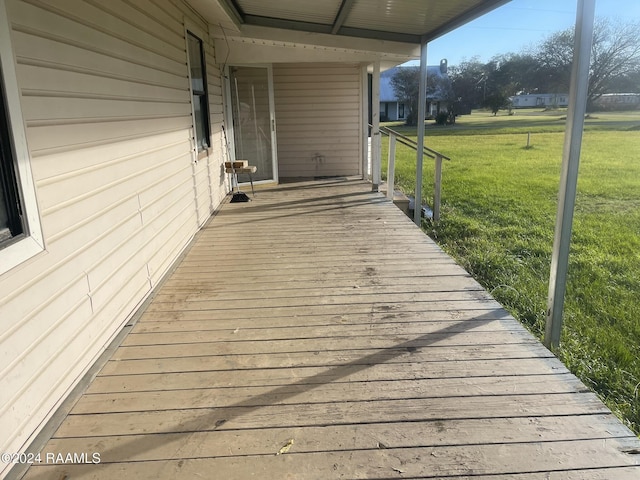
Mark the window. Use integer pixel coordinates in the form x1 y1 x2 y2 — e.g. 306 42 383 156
0 1 44 275
398 103 405 119
187 31 211 152
0 74 25 248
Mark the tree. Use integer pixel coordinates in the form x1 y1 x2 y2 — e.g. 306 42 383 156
445 17 640 113
535 18 640 109
390 66 456 125
485 91 511 115
491 53 542 95
534 28 574 94
608 69 640 93
448 57 486 109
390 66 420 125
589 18 640 103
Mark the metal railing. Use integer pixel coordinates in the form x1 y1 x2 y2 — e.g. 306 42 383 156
371 124 450 223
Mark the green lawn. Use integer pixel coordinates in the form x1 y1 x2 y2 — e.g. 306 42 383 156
383 108 640 435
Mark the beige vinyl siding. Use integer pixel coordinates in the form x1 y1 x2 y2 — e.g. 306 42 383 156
274 63 362 178
0 0 224 466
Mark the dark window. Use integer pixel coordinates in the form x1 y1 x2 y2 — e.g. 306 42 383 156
0 73 25 248
399 103 405 118
187 32 211 151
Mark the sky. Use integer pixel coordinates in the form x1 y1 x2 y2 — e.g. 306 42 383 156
411 0 640 67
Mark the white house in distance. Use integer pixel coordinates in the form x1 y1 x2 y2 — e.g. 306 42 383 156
511 92 640 111
510 93 569 108
380 60 451 121
379 67 409 121
593 93 640 110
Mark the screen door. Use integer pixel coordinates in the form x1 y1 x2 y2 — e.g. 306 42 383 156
228 66 277 182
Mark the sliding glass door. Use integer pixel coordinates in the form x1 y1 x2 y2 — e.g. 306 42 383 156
227 65 277 182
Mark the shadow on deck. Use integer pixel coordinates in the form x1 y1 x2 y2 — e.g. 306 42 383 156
15 178 640 479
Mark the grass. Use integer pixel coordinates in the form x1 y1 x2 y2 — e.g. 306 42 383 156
382 108 640 435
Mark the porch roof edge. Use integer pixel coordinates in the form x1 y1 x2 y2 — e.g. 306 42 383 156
211 24 419 65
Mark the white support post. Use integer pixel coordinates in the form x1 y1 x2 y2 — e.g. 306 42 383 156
544 0 595 349
414 41 428 225
387 133 396 200
361 64 369 179
434 154 442 223
372 60 381 191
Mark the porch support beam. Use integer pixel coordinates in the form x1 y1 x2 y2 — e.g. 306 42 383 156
414 40 428 225
331 0 356 34
242 15 421 43
544 0 595 349
371 60 381 191
361 64 369 179
216 0 244 25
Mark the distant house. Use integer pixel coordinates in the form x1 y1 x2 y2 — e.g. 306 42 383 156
379 69 407 121
593 93 640 110
380 60 451 121
510 93 569 109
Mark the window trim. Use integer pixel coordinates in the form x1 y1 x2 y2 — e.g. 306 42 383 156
0 74 26 246
185 29 211 153
0 0 44 276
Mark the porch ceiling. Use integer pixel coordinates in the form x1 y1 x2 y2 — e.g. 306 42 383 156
223 0 510 44
192 0 511 64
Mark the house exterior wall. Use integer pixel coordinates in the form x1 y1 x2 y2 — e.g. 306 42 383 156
273 63 362 178
594 93 640 110
511 94 569 108
0 0 225 469
380 101 402 121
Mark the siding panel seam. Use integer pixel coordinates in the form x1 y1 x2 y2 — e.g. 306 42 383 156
29 124 191 157
85 0 184 48
11 23 183 77
21 0 185 63
27 113 190 128
0 298 91 451
22 89 187 104
16 56 185 90
40 151 191 216
123 0 184 36
0 291 88 396
37 139 189 187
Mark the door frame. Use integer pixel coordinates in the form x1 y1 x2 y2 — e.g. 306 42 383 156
223 64 278 184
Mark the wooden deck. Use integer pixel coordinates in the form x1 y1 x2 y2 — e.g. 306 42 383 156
18 179 640 479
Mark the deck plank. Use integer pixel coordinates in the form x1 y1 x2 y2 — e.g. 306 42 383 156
54 393 611 437
20 441 640 480
18 179 639 479
94 357 568 387
129 308 515 332
34 415 639 462
73 375 589 413
122 320 531 345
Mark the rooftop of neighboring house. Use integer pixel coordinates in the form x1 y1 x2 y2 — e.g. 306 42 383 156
380 60 449 102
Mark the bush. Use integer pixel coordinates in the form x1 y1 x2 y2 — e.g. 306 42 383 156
435 112 449 125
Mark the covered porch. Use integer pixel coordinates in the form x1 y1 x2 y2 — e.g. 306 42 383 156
15 179 640 479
